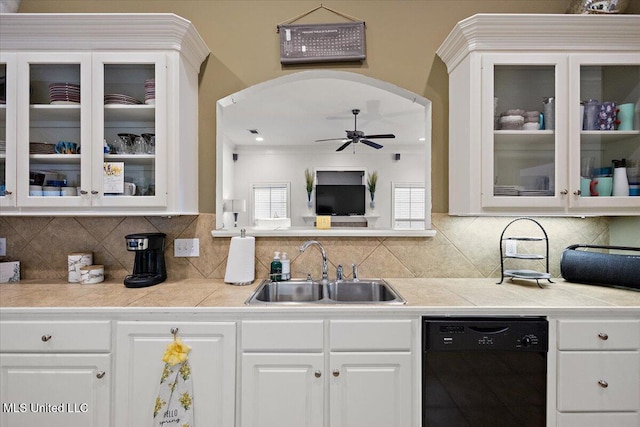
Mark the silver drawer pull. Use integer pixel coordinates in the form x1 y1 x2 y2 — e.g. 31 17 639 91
598 333 609 341
96 371 106 379
170 327 179 335
41 334 52 342
598 380 608 388
314 370 321 378
333 369 340 377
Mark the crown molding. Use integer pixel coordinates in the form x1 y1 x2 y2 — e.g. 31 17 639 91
437 13 640 72
0 13 210 71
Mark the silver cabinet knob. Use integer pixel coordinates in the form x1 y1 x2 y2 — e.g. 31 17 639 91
80 190 89 195
333 369 340 377
314 370 321 378
96 371 106 379
170 327 179 335
91 190 99 195
560 189 569 195
3 190 12 195
598 380 608 388
573 189 581 196
598 333 609 341
41 334 52 342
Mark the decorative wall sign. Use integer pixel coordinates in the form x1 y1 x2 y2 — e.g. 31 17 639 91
279 21 365 64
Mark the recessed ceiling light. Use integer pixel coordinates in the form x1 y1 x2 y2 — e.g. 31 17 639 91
255 136 264 142
419 137 426 141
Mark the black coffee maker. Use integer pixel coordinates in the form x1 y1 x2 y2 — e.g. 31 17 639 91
124 232 167 288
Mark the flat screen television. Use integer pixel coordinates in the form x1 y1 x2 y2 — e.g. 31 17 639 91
315 185 366 216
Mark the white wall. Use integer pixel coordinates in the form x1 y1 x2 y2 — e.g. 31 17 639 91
231 145 426 228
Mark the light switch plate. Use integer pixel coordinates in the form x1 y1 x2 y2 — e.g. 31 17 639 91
174 238 200 257
0 238 6 257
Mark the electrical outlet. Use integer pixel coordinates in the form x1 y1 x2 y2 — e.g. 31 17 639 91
0 238 6 257
505 240 517 256
174 238 200 257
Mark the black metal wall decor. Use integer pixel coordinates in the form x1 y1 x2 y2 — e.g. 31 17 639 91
277 4 365 64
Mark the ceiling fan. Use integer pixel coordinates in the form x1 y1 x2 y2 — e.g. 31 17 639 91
315 109 396 152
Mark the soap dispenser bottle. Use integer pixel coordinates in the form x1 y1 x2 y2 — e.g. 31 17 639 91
612 159 629 196
281 252 291 281
270 251 282 282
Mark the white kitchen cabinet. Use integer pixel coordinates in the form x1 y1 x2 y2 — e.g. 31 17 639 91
240 319 415 427
0 320 112 427
0 13 209 215
0 52 17 209
556 319 640 425
329 352 412 427
114 321 236 427
241 352 324 427
437 14 640 216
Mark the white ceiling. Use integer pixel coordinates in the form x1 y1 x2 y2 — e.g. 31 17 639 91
218 71 429 150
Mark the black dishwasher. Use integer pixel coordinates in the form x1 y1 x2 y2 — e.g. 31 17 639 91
422 317 548 427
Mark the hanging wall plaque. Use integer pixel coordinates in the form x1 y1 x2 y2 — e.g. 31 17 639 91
279 21 366 64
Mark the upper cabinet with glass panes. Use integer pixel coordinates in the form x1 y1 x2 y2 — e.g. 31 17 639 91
438 14 640 216
0 14 209 215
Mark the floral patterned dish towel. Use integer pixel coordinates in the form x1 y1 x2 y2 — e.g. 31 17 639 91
153 335 194 427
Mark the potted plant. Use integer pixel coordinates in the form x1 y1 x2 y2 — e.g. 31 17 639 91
367 171 378 208
305 168 314 208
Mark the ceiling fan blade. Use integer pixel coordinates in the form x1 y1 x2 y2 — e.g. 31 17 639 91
363 134 395 139
360 139 383 149
315 137 348 142
336 140 353 151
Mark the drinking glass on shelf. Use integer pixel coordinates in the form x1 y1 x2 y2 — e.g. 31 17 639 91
133 137 146 155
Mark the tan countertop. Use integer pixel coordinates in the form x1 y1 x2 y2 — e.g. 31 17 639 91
1 278 639 313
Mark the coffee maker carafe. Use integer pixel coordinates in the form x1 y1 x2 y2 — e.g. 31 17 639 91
124 232 167 288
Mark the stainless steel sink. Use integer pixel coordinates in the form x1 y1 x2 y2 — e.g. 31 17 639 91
251 279 324 303
326 280 402 302
245 279 405 305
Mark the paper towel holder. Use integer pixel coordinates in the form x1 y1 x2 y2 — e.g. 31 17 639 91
224 199 246 227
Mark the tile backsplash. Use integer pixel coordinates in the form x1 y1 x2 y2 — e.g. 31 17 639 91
0 214 609 281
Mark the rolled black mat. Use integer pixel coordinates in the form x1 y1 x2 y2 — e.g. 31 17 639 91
560 244 640 290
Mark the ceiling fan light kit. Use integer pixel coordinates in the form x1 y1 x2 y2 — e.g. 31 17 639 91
315 108 396 152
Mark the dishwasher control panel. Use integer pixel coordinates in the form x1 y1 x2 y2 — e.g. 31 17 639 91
423 316 548 352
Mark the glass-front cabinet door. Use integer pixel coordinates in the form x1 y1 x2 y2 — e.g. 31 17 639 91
91 53 166 209
16 53 92 208
0 53 17 209
481 54 568 210
569 54 640 212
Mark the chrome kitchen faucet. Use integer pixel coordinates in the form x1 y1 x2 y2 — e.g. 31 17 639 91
300 240 328 282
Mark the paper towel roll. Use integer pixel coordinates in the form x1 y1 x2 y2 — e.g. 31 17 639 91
224 234 255 285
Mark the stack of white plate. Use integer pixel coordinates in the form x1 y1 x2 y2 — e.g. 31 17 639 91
494 185 521 196
144 78 155 105
518 189 554 196
49 83 80 104
104 93 143 105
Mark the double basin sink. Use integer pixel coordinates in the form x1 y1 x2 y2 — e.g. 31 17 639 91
245 278 406 305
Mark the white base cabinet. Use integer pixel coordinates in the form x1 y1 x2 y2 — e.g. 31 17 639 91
0 320 112 427
556 319 640 426
240 319 415 427
114 321 236 427
329 352 412 427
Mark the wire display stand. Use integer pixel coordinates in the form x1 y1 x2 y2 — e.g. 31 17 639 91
497 217 553 288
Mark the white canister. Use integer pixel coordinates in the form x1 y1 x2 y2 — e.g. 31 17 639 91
68 252 93 283
79 264 104 284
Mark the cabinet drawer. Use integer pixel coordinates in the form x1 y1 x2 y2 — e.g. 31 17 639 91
557 320 640 350
0 321 111 352
557 412 639 427
557 351 640 412
242 320 324 351
330 319 412 351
